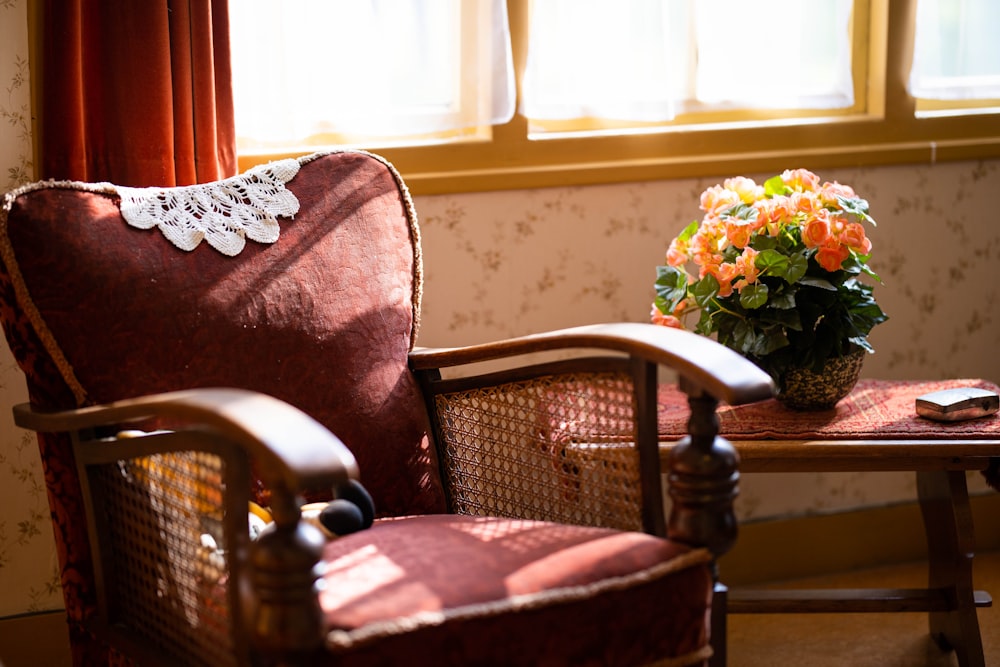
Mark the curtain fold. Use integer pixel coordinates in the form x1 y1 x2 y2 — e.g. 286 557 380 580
39 0 237 187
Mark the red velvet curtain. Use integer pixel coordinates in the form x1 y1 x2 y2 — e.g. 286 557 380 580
38 0 237 187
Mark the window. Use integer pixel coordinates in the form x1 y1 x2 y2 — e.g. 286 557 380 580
229 0 514 151
908 0 1000 113
521 0 855 133
231 0 1000 195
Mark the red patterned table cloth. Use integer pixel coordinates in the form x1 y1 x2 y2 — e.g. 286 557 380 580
658 378 1000 441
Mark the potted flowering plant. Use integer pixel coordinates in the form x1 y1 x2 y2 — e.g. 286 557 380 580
652 169 888 406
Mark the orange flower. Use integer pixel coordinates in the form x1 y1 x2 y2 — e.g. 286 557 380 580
790 190 822 215
756 196 795 236
801 211 832 248
666 237 690 267
650 304 682 329
781 168 820 192
725 218 754 249
819 181 857 205
700 185 741 216
815 243 850 272
733 247 760 292
706 262 738 298
723 176 764 204
839 222 872 255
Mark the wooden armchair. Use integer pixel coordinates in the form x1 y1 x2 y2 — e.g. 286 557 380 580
0 150 773 666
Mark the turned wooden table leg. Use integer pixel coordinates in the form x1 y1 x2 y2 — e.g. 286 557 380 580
916 470 986 667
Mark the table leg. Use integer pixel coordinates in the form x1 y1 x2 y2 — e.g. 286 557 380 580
917 470 986 667
709 581 728 667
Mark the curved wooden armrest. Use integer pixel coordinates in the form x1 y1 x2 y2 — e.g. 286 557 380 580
410 322 774 405
12 387 359 492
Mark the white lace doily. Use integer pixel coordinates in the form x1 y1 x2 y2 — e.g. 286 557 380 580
116 159 302 256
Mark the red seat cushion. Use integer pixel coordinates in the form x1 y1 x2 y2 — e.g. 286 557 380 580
318 515 714 666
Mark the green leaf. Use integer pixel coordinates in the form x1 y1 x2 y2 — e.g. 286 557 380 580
721 202 758 221
768 289 797 310
798 276 838 290
764 175 791 197
695 310 717 337
750 235 779 251
677 219 700 242
739 283 769 309
784 253 809 284
753 327 790 356
691 274 720 308
755 249 809 286
654 265 688 311
756 249 791 280
836 195 876 226
760 306 802 330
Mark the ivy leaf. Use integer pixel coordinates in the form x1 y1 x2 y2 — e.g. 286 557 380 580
740 283 769 309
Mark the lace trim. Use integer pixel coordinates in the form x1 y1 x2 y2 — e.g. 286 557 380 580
115 159 302 256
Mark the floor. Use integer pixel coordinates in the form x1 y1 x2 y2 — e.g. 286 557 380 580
726 550 999 667
3 552 996 666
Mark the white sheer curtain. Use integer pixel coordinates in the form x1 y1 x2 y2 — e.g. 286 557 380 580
521 0 854 123
693 0 854 109
521 0 685 122
909 0 1000 100
228 0 514 149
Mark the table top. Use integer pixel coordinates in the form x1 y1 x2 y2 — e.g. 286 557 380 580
657 378 1000 472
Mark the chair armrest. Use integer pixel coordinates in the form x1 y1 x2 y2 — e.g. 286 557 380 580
13 387 357 662
13 387 359 492
410 322 773 553
409 322 773 406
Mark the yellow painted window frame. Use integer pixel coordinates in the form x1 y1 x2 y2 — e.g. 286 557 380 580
236 0 1000 195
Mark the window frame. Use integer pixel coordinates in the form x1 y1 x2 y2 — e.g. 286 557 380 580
235 0 1000 196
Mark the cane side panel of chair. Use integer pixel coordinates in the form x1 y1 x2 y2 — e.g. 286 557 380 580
432 370 644 531
90 449 237 667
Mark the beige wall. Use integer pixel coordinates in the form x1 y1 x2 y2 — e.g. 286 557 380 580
2 0 998 619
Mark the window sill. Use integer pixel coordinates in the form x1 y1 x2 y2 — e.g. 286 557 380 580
237 114 1000 196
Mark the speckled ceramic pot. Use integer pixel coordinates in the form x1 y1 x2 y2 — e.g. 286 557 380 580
776 347 865 411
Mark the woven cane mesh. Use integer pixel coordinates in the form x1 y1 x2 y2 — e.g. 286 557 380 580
92 450 236 667
434 371 644 531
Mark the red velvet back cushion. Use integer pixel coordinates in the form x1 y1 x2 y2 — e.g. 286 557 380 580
0 151 446 516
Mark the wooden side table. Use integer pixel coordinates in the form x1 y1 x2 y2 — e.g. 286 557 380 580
657 379 1000 667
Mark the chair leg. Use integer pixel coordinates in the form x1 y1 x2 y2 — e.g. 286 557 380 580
709 581 728 667
917 470 986 667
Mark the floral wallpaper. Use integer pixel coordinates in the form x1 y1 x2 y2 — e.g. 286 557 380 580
412 160 999 526
1 0 997 619
0 0 63 618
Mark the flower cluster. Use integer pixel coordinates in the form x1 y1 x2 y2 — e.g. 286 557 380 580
652 169 887 382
